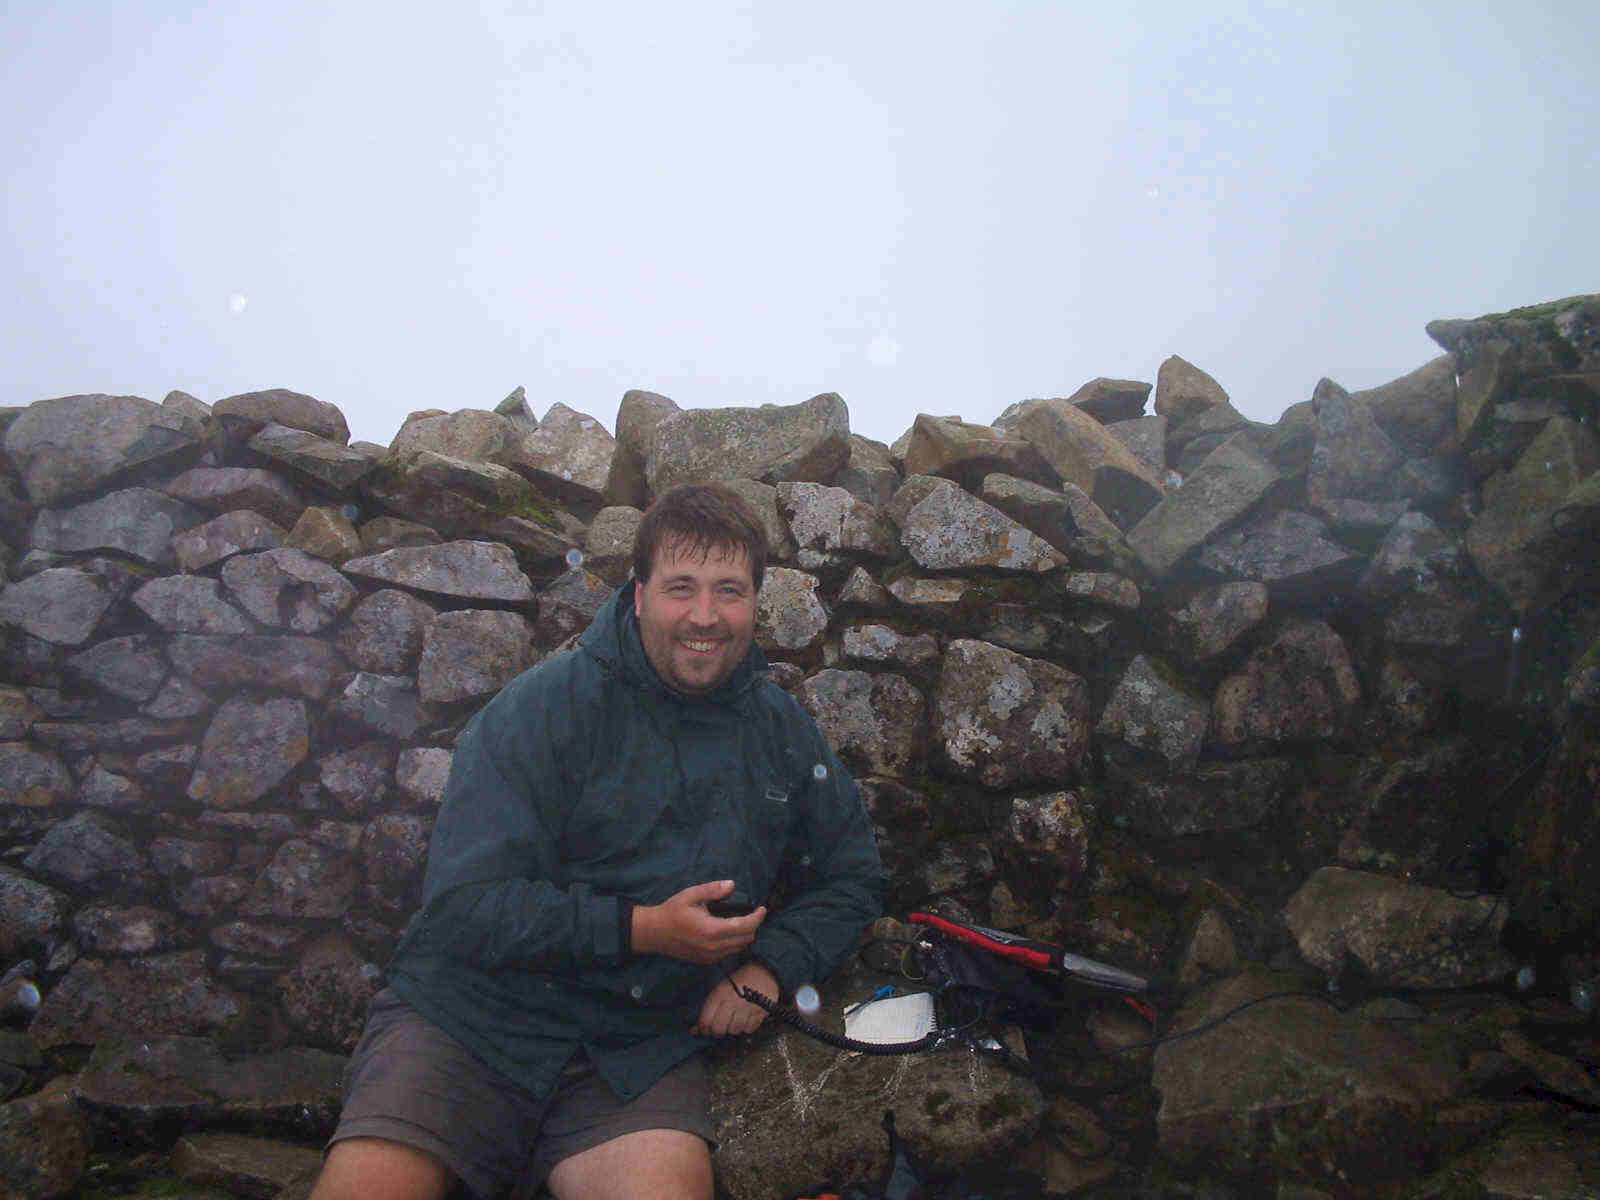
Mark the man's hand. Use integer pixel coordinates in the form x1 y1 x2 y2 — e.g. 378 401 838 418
631 880 767 965
693 962 778 1038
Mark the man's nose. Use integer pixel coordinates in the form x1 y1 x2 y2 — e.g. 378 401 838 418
689 590 717 624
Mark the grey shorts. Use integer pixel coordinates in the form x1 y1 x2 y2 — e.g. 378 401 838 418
329 988 714 1200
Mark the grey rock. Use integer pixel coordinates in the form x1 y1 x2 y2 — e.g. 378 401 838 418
934 640 1090 789
1111 758 1293 836
187 697 310 809
534 569 612 648
131 575 256 634
132 744 199 790
1167 404 1252 472
796 669 925 779
387 407 528 469
241 840 360 920
284 506 363 563
1002 396 1166 530
518 402 616 513
357 515 440 553
147 836 229 880
0 742 74 808
215 387 350 444
171 509 288 572
167 635 345 701
0 1092 91 1200
65 634 167 702
495 385 538 432
1097 654 1211 770
604 389 679 509
1195 509 1362 599
1355 354 1458 456
396 747 452 810
722 479 795 564
776 482 898 574
1212 620 1361 748
1127 432 1284 579
329 673 426 741
840 624 940 669
885 574 977 615
0 866 70 957
581 506 643 586
902 414 1060 492
418 609 538 704
1307 379 1407 515
646 392 851 494
221 548 358 633
173 874 251 918
247 423 375 495
360 814 430 890
884 473 957 528
22 810 148 891
0 688 44 740
900 485 1067 573
28 717 186 757
77 765 153 813
998 790 1092 896
1285 867 1514 987
755 568 829 653
972 603 1068 657
317 743 395 818
336 588 435 674
342 540 536 603
210 922 305 960
171 1132 324 1200
5 393 206 505
979 474 1125 565
1427 294 1600 383
72 903 181 956
1061 570 1140 610
161 466 308 528
0 567 116 645
276 933 378 1052
1065 376 1152 424
1152 355 1230 427
31 487 206 565
1166 581 1270 662
1359 511 1479 647
1107 413 1169 475
832 434 900 509
835 566 890 609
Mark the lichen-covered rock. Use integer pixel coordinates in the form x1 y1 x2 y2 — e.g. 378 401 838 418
285 505 363 563
518 402 616 513
215 388 351 445
31 487 206 565
336 588 436 674
1000 396 1165 530
901 413 1060 492
755 567 829 653
900 485 1067 573
1211 620 1361 748
388 407 528 469
998 790 1091 897
534 568 612 648
796 669 925 779
342 540 536 603
161 466 308 528
776 482 897 573
241 840 360 921
1195 508 1361 600
171 509 287 572
0 742 74 810
1164 582 1269 663
31 950 244 1049
417 609 538 704
22 809 149 891
832 434 900 509
187 697 311 809
604 389 679 509
0 1092 90 1200
275 933 378 1052
328 673 426 741
1355 354 1458 456
317 742 395 818
65 634 167 702
396 747 452 810
246 423 375 495
1151 355 1230 427
840 624 939 669
581 506 643 586
167 635 344 701
0 866 70 957
647 392 851 494
934 640 1090 789
1127 434 1282 579
5 393 207 505
1097 654 1210 770
71 904 182 956
0 567 117 645
220 548 359 633
131 575 256 634
1065 377 1152 424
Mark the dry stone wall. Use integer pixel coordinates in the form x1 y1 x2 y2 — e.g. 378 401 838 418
1 299 1598 1195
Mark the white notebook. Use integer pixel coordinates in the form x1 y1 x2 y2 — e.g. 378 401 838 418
843 991 936 1044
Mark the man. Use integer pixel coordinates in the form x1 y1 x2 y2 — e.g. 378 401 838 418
312 483 884 1200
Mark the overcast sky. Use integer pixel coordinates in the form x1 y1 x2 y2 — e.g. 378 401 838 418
4 2 1595 449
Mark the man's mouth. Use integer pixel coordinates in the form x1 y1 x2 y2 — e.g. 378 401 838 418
682 639 720 654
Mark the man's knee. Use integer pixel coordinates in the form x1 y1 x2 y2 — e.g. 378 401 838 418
545 1128 712 1200
311 1136 456 1200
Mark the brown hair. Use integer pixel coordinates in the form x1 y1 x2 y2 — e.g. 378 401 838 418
633 483 768 591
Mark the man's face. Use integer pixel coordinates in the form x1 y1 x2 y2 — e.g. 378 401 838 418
634 540 758 696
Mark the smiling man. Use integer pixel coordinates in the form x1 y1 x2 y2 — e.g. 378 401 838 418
311 483 884 1200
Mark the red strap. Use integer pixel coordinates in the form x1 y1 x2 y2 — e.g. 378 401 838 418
909 912 1056 972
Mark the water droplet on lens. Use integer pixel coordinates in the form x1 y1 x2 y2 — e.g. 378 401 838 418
1573 981 1595 1014
1516 965 1536 992
795 984 820 1016
812 763 828 781
565 547 584 568
1512 627 1523 643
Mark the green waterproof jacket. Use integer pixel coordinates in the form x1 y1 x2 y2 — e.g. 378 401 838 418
386 582 885 1102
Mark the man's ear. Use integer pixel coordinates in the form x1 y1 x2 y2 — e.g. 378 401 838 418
633 577 644 618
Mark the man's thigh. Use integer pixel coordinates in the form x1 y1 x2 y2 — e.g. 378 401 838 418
327 989 549 1200
544 1129 712 1200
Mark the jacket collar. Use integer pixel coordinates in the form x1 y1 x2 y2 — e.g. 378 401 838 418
581 580 767 705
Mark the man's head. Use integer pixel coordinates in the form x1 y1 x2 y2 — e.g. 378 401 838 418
632 484 768 696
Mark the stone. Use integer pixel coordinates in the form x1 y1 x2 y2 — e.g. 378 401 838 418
1065 376 1151 424
336 588 436 674
1167 404 1252 473
396 747 452 810
997 790 1091 897
604 389 679 509
0 742 74 809
276 933 378 1052
646 392 851 495
1127 433 1284 579
220 548 359 633
776 482 898 573
840 624 940 669
534 568 612 648
723 479 795 563
418 609 538 704
284 506 363 563
1107 414 1169 475
1178 908 1241 986
358 515 440 553
934 640 1091 789
388 407 528 468
0 866 69 957
517 402 616 513
131 575 256 634
1355 354 1458 455
1096 654 1211 770
360 814 430 889
835 566 889 608
22 809 148 891
1061 570 1140 610
77 764 153 813
317 743 394 818
899 485 1067 573
5 393 207 505
885 575 977 615
27 717 186 757
161 466 308 528
832 434 900 509
31 950 244 1049
167 634 345 701
581 506 643 586
1111 758 1293 837
755 567 830 653
495 385 537 432
246 423 375 495
215 387 350 444
171 509 287 572
979 474 1126 566
241 840 360 921
0 1092 90 1200
31 487 206 565
0 567 116 645
65 634 167 702
1165 581 1269 661
342 540 536 603
329 673 426 741
187 697 311 809
1001 396 1166 530
1212 620 1361 748
884 474 957 528
1152 354 1230 427
796 670 925 779
0 688 44 740
1285 867 1514 988
901 413 1059 492
1306 378 1406 513
171 1132 324 1200
72 903 181 956
1195 508 1362 600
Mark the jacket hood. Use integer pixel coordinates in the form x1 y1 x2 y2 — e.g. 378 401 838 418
580 581 769 704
